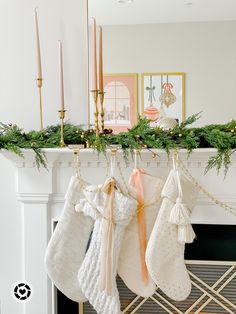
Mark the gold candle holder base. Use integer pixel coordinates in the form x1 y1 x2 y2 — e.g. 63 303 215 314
90 90 99 137
58 110 66 147
98 91 105 132
36 78 43 132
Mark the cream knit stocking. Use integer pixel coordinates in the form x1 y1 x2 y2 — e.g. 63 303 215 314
118 171 163 297
146 164 199 301
75 178 136 314
45 176 93 302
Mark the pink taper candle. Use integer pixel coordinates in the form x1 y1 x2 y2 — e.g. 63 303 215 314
34 9 42 79
59 41 65 111
98 26 104 93
91 18 97 91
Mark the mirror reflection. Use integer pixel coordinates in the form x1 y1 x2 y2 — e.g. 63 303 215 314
88 0 236 130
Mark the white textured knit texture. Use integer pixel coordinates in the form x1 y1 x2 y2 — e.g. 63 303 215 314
146 169 199 301
118 172 163 297
45 176 94 302
76 180 137 314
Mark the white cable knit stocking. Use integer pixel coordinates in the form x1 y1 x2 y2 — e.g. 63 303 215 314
146 168 199 301
75 178 137 314
45 176 94 302
118 171 163 297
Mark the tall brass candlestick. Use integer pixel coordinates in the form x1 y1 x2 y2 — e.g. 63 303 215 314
58 110 66 147
91 90 99 137
99 91 105 131
37 78 43 131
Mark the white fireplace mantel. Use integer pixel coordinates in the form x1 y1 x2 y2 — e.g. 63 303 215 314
2 148 236 314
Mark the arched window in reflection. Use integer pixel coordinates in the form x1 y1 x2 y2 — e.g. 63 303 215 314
104 81 130 123
103 74 137 134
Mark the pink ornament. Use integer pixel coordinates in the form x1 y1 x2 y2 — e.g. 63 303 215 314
144 105 159 122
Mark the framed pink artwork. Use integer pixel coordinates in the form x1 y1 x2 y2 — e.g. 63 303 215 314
102 73 138 133
142 72 185 124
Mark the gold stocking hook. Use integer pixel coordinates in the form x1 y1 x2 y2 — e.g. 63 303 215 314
68 145 83 178
134 149 141 169
110 147 118 178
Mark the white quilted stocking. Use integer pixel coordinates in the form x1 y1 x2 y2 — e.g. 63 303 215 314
146 168 199 301
45 176 94 302
118 171 163 297
75 178 136 314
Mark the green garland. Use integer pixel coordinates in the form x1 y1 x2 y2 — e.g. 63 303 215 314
0 113 236 174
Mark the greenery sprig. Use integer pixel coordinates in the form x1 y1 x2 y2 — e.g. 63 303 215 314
1 113 236 174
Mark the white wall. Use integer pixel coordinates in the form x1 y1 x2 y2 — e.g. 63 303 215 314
102 21 236 126
1 4 236 313
0 0 88 313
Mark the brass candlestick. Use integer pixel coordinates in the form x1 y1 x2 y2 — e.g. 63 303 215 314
36 78 43 131
58 110 66 147
99 91 105 132
91 90 99 137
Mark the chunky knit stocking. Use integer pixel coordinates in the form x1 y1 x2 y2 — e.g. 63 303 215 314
118 170 163 297
45 176 94 302
146 167 199 301
75 178 136 314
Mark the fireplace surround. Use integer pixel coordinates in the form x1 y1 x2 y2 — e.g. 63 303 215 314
2 148 236 314
57 224 236 314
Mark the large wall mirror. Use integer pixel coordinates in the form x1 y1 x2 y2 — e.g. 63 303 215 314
88 0 236 129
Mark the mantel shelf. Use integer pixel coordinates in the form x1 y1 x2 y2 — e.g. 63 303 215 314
1 147 222 155
2 147 235 169
2 146 236 226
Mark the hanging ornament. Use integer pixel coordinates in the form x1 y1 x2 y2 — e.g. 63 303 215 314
159 75 167 119
144 76 159 122
156 117 178 131
159 82 176 108
144 106 160 122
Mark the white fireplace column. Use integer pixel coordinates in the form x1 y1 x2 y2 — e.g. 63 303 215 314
11 150 62 314
2 148 236 314
17 196 51 314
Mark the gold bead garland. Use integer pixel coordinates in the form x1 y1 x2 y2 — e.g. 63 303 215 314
117 151 236 217
178 157 236 217
73 149 110 185
73 148 236 218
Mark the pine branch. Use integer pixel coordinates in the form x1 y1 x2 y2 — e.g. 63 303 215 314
179 112 202 128
0 114 236 174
